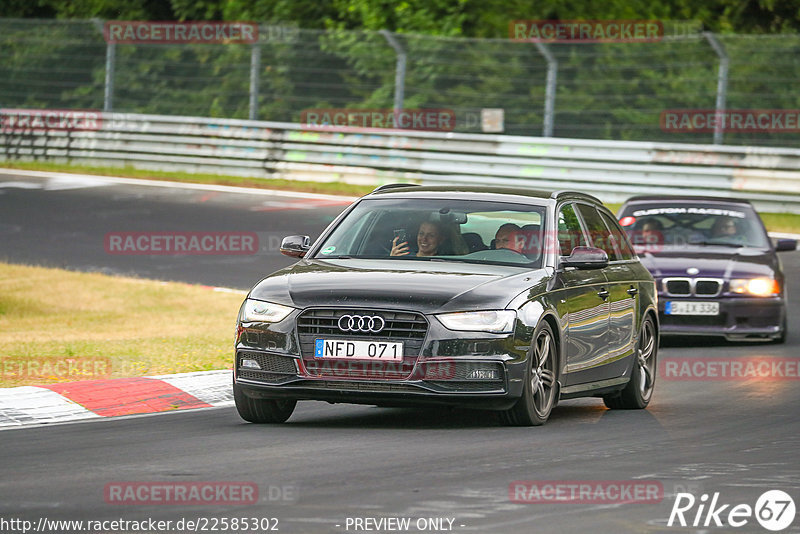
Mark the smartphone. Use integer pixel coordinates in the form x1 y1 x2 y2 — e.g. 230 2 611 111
393 229 407 244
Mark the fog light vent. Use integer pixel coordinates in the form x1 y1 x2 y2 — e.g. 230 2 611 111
241 359 261 370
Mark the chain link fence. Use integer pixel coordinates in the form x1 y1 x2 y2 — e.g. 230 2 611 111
1 18 799 147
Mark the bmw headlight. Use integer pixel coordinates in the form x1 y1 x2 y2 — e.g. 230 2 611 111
730 278 780 297
437 310 516 333
241 299 294 322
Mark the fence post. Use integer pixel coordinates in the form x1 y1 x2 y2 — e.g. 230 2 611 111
104 43 115 112
704 32 728 145
249 42 261 121
93 19 115 112
534 42 557 137
380 30 406 114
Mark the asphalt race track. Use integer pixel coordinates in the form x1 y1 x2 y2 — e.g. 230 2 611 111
1 172 799 534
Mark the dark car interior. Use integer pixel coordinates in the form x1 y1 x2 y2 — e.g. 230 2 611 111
332 207 546 266
624 212 769 249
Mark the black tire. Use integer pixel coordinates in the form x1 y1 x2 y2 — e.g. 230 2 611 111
234 384 296 423
501 321 559 426
604 315 657 410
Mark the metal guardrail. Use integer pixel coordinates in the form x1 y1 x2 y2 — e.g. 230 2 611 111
2 112 800 212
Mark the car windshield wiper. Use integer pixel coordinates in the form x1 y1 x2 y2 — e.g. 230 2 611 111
687 239 746 248
426 256 535 267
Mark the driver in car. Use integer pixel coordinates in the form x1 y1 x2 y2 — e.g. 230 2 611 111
710 216 748 244
495 223 524 252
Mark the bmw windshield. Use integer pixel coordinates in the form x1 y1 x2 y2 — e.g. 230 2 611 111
618 202 771 250
313 198 547 267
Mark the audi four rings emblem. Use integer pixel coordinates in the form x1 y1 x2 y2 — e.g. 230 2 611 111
338 314 386 333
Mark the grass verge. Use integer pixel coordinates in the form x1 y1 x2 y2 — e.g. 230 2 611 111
0 262 243 387
4 161 800 234
0 161 376 197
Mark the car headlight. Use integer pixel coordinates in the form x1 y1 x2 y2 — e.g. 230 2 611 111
241 299 294 322
730 278 780 297
437 310 516 333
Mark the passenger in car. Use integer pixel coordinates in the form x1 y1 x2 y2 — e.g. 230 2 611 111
390 220 445 257
391 220 468 257
639 218 664 245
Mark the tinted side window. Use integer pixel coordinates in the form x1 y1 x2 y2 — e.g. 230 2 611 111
599 210 635 260
576 204 619 261
557 203 587 256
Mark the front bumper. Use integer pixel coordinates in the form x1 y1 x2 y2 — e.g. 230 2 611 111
235 378 521 410
233 309 532 409
658 295 785 339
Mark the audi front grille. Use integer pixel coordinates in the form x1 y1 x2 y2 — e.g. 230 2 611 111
296 308 428 379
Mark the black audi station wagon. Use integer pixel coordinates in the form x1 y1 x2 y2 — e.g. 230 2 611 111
234 186 658 426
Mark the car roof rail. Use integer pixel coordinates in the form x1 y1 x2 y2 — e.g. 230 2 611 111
371 183 421 193
550 190 603 203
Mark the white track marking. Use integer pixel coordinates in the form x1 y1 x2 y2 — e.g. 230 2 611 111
0 168 357 201
44 175 113 191
0 386 100 428
0 181 42 189
147 370 234 407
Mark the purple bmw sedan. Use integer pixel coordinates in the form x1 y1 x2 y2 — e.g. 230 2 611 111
618 196 796 343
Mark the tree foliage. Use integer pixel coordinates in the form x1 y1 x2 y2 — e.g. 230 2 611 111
1 1 798 147
2 0 800 34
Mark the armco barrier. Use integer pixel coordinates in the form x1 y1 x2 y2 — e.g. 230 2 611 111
2 112 800 212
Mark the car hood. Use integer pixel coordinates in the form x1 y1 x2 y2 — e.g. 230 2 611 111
636 246 778 279
248 258 547 313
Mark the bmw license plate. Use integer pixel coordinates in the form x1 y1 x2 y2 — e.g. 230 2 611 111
665 301 719 316
315 339 403 361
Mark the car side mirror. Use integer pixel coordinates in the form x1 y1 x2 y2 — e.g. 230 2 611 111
775 238 797 252
560 246 609 270
280 235 310 258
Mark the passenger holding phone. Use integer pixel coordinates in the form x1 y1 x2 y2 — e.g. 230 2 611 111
390 221 445 257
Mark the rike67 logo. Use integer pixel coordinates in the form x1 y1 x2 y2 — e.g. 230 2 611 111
668 490 796 531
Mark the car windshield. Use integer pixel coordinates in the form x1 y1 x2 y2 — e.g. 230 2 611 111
313 198 547 267
618 203 770 249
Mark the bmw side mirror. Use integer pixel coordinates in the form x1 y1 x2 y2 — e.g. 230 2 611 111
561 246 609 270
280 235 311 258
775 238 797 252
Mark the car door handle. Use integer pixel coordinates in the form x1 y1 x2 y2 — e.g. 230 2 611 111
627 287 638 296
597 289 610 299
